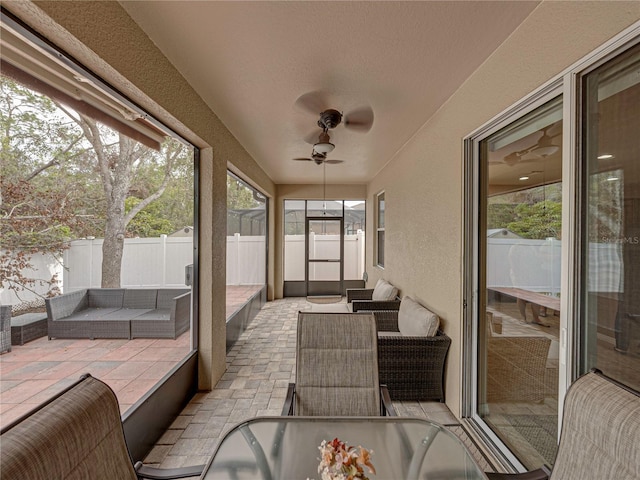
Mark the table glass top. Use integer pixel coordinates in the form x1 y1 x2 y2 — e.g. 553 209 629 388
200 416 487 479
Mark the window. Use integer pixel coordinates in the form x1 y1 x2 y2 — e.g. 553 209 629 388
0 13 197 429
578 44 640 391
376 192 385 267
226 172 267 319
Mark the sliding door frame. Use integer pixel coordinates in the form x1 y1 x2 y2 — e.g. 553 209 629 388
462 22 640 472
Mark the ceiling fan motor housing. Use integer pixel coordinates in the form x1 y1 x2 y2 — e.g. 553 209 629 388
317 109 343 130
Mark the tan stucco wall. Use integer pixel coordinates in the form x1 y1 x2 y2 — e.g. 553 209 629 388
5 0 277 390
274 184 367 298
366 2 640 417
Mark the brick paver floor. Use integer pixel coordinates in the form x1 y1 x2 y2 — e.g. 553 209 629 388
143 297 496 475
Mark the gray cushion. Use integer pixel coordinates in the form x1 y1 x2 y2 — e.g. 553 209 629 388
371 279 398 301
397 296 439 337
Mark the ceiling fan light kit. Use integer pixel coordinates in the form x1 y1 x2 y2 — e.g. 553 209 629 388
313 130 335 153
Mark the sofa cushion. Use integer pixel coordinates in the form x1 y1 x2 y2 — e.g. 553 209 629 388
371 279 398 301
123 289 157 309
398 296 439 337
88 289 125 308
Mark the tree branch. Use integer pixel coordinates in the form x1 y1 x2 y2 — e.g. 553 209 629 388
25 135 84 181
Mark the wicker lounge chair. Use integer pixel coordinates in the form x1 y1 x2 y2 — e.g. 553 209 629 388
487 369 640 480
282 311 395 416
346 279 401 312
372 310 451 401
0 373 204 480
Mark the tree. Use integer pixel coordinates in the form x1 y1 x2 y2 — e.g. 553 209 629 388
57 106 190 287
1 77 93 300
1 75 194 296
507 200 562 239
227 176 259 210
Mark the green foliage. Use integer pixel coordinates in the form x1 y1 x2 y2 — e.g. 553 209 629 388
507 200 562 239
125 197 174 237
227 176 260 210
488 183 563 239
487 203 517 230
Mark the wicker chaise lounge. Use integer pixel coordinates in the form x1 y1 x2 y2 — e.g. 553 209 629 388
46 288 190 340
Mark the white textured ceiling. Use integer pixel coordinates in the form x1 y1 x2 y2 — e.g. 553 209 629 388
120 1 539 184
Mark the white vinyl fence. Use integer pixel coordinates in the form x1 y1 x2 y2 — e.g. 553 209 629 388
2 234 621 307
487 238 622 295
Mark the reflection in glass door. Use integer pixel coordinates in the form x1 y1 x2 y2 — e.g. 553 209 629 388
579 44 640 392
477 97 563 470
306 217 344 296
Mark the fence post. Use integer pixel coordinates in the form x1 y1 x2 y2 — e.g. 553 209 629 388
87 237 95 288
235 233 241 285
161 234 167 287
357 230 365 280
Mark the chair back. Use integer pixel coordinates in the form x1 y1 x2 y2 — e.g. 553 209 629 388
295 311 380 416
551 370 640 480
0 375 138 480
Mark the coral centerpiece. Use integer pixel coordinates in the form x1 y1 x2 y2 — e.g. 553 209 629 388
312 437 376 480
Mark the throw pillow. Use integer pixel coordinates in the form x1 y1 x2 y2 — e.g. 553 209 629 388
371 279 398 301
398 296 439 337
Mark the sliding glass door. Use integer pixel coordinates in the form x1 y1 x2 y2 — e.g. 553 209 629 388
578 44 640 391
476 98 563 470
465 34 639 473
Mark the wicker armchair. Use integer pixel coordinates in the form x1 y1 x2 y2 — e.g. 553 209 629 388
486 319 551 403
371 310 451 402
346 287 401 312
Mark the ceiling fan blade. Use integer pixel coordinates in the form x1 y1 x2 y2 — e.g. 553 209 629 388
294 91 329 115
344 106 374 132
292 157 313 162
324 159 344 164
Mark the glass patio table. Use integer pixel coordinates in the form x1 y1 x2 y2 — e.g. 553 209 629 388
200 416 488 479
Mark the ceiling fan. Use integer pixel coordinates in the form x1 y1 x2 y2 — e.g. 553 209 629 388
501 124 561 166
294 91 374 156
293 151 344 165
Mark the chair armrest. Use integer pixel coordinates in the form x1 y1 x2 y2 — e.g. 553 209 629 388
352 298 401 312
171 291 191 321
380 385 396 416
281 383 295 415
346 288 374 303
135 462 205 479
486 465 551 480
45 290 88 321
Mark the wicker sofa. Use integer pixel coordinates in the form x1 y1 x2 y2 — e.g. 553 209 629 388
371 309 451 402
45 288 190 340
